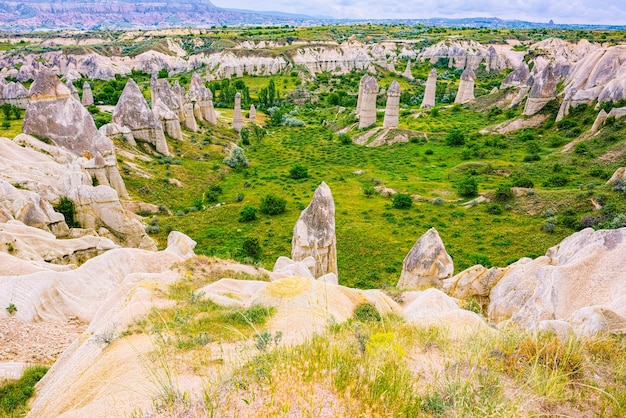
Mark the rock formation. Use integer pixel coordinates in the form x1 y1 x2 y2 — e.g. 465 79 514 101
152 98 183 140
189 72 216 123
403 59 414 80
485 46 498 72
523 64 556 116
397 228 454 289
249 104 256 123
22 69 128 198
358 76 378 129
233 92 243 132
382 80 400 129
356 74 367 115
2 81 29 108
65 80 80 101
112 78 170 155
501 61 530 89
454 66 476 104
421 68 437 108
488 228 626 335
291 182 338 278
81 81 94 106
183 102 198 132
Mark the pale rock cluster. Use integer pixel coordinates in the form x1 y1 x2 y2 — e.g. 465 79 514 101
454 66 476 104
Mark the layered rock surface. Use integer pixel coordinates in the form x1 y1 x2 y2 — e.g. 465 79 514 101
398 228 454 289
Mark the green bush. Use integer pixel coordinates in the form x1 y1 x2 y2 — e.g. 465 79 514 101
240 237 262 259
0 365 48 414
289 164 309 179
485 203 503 215
223 145 249 169
542 175 568 188
511 177 534 188
456 176 478 198
259 194 286 215
392 193 413 209
353 303 381 322
445 129 465 146
239 205 258 222
494 183 513 202
55 196 80 228
338 133 352 145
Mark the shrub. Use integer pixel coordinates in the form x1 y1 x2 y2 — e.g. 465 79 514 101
223 145 249 169
240 237 262 259
467 253 493 268
0 365 48 414
494 183 513 202
55 196 80 228
354 303 381 322
542 175 568 188
239 205 258 222
5 303 17 315
511 176 534 188
456 176 478 198
289 164 308 179
392 193 413 209
424 149 434 155
432 197 444 205
485 203 503 215
363 185 376 198
445 129 465 146
205 190 220 203
574 142 589 155
259 194 286 215
338 133 352 145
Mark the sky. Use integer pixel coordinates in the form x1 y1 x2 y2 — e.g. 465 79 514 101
211 0 626 25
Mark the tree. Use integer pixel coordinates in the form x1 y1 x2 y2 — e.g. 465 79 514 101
241 237 262 259
289 164 308 179
494 183 513 202
268 79 276 105
223 145 249 169
239 205 258 222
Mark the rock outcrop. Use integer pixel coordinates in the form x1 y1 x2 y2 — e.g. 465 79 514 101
382 80 400 129
291 182 338 278
523 64 556 116
189 72 216 124
488 228 626 335
1 81 29 108
403 59 414 80
233 92 243 132
421 68 437 108
397 228 454 289
153 98 183 140
22 69 128 198
454 67 476 104
65 80 79 101
501 61 530 89
249 104 256 123
358 75 378 129
81 81 94 106
112 78 169 155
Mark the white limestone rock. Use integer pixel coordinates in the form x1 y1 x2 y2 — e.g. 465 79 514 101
421 68 437 108
291 182 338 278
382 80 400 129
454 67 476 104
397 228 453 289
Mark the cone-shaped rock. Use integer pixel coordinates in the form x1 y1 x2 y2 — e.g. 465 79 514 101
383 80 401 129
2 81 29 108
397 228 454 289
421 68 437 108
356 74 367 115
292 182 338 278
454 67 476 104
81 81 94 106
403 59 414 80
66 80 79 101
523 64 556 116
153 98 183 140
249 104 256 123
358 76 378 129
112 78 169 155
233 92 243 132
501 62 530 89
23 69 128 198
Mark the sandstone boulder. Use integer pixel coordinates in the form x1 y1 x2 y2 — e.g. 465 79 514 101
112 78 169 155
442 264 507 300
488 228 626 333
397 228 453 289
292 182 338 278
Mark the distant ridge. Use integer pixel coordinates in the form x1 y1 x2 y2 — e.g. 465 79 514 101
0 1 624 31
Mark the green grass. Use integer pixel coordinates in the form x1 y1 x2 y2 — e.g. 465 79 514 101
0 365 48 417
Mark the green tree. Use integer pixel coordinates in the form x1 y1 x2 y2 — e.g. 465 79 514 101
289 164 308 179
259 194 286 215
392 193 413 209
445 129 465 146
456 176 478 198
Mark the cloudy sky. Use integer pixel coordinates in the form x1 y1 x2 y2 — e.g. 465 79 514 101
211 0 626 25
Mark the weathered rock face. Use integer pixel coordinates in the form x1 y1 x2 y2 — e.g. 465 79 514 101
501 61 530 89
454 67 476 104
1 81 29 108
112 78 169 155
189 72 215 124
397 228 454 289
1 135 154 250
65 80 80 101
488 228 626 335
22 70 128 199
403 59 414 80
249 104 256 123
421 68 437 108
232 92 243 132
485 46 498 72
183 101 198 132
382 80 400 129
523 64 556 116
358 75 378 129
292 182 338 278
418 40 523 71
152 98 183 140
81 81 94 106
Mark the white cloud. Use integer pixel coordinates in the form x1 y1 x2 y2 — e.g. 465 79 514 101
212 0 626 24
